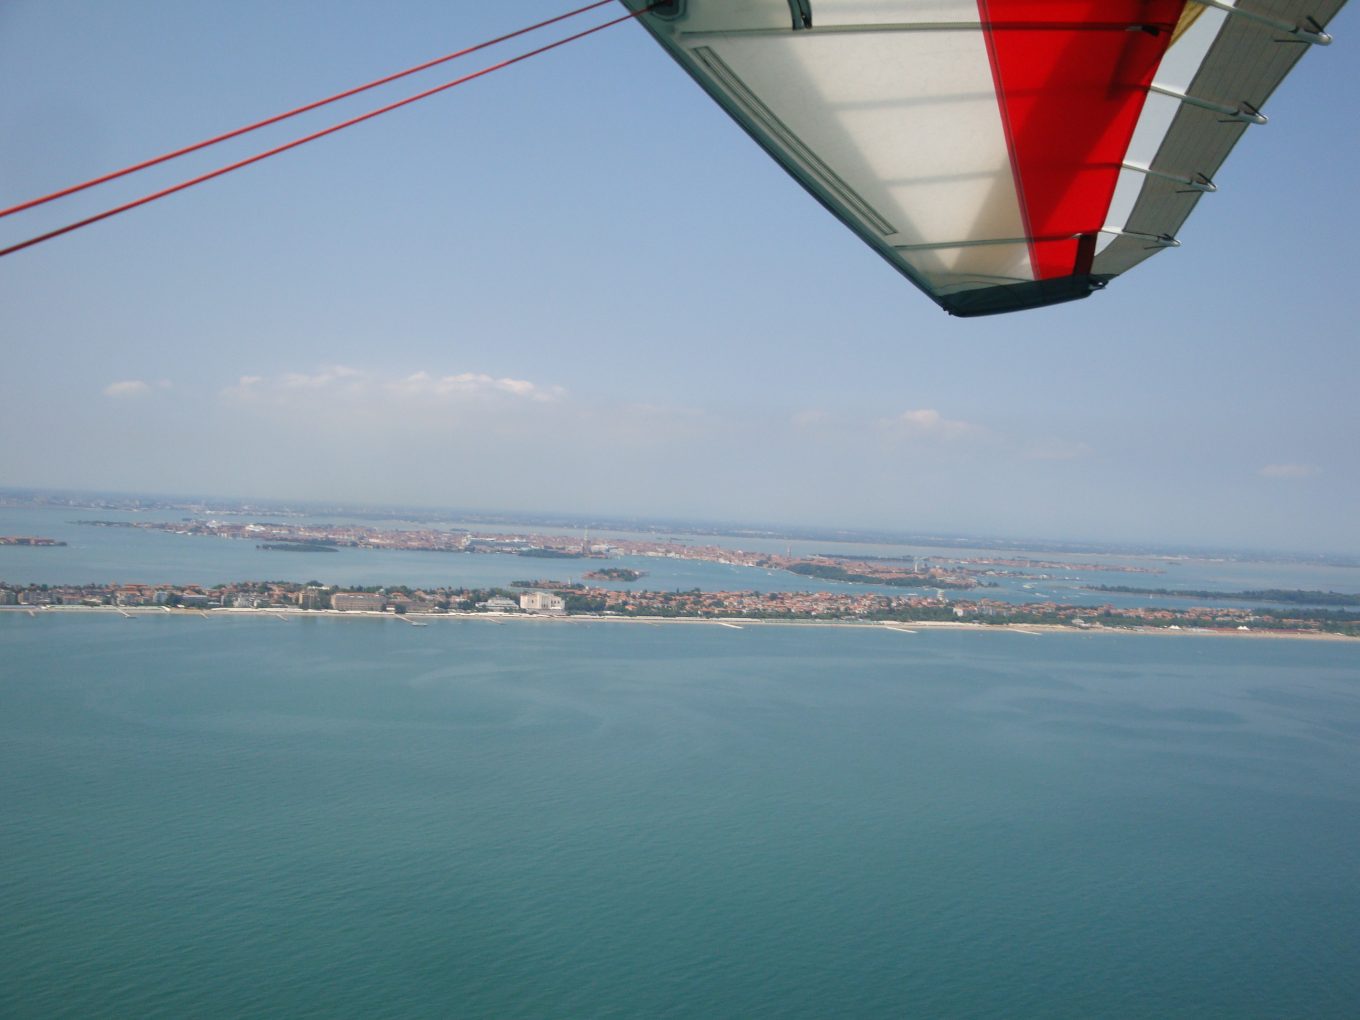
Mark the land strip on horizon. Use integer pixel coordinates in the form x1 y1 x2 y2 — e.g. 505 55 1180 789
4 578 1358 638
6 488 1353 566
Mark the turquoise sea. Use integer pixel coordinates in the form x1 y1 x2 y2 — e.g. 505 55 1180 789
3 613 1358 1017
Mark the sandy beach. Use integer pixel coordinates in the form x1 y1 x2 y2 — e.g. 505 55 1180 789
4 604 1355 642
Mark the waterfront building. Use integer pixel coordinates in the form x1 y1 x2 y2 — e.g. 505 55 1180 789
520 591 566 614
298 587 330 611
331 592 385 612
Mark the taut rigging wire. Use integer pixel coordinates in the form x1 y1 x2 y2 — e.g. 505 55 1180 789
0 2 657 260
0 1 618 223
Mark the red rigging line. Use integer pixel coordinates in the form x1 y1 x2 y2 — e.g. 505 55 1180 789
0 3 662 260
0 0 619 222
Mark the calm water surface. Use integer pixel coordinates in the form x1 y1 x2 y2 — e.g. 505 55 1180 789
3 614 1358 1017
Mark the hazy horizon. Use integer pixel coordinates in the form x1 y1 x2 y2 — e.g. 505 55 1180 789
5 484 1357 562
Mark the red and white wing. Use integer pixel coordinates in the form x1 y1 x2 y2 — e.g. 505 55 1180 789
624 1 1345 316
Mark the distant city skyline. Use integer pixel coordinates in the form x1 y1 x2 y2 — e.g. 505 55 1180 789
4 485 1355 562
2 2 1356 553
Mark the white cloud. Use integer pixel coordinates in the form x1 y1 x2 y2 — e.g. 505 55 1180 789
1022 439 1093 461
880 408 983 440
222 376 265 402
792 409 832 429
278 366 363 390
387 371 564 402
1259 463 1319 479
103 379 169 399
220 366 565 410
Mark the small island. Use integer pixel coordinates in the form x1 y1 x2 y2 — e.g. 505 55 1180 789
257 542 339 553
0 536 67 546
584 567 645 582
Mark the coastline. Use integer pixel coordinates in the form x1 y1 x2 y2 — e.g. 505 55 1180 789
3 604 1355 642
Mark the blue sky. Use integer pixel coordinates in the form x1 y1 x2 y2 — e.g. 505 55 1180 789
1 1 1356 552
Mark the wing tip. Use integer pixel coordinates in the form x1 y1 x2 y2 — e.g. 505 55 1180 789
940 275 1111 317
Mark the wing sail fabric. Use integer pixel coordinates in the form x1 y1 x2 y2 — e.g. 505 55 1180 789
1095 0 1347 281
624 0 1345 316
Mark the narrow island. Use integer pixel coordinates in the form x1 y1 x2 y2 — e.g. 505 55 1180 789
788 562 975 589
1085 585 1360 607
4 578 1358 638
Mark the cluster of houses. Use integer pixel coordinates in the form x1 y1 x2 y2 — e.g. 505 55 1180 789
2 581 1343 634
0 583 566 615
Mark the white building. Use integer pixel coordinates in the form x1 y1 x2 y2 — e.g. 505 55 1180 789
520 591 565 614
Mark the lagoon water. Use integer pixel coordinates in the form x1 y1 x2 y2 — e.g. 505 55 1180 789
4 505 1360 610
3 613 1358 1017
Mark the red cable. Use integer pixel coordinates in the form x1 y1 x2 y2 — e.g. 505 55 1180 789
0 7 653 260
0 0 617 221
